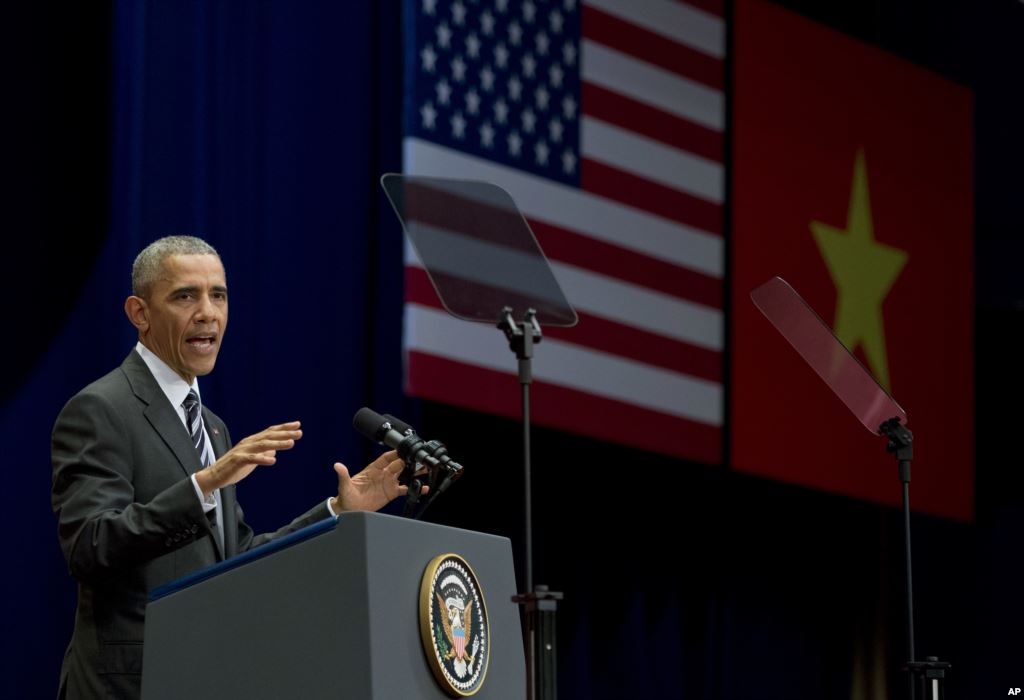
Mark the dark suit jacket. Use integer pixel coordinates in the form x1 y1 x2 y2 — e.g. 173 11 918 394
51 350 328 699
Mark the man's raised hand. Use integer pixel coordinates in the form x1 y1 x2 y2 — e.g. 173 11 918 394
329 450 429 514
195 421 302 496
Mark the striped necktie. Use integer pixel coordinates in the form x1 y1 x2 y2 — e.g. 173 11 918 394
182 389 211 467
182 389 220 543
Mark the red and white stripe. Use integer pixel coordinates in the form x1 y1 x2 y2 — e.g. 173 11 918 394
403 0 726 463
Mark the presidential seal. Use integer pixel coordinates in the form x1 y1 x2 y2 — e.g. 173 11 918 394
419 553 490 697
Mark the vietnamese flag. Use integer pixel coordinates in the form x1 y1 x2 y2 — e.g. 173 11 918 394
731 0 974 521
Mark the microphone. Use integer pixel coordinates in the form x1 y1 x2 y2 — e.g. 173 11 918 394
352 408 465 518
352 408 441 473
384 413 464 495
354 408 446 518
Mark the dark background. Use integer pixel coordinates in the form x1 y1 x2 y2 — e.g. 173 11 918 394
4 1 1022 697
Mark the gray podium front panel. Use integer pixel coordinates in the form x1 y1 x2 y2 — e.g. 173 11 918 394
142 512 525 699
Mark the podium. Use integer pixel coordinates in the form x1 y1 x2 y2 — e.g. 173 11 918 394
141 512 526 699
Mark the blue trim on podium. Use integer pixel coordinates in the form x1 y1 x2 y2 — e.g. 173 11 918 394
149 516 339 602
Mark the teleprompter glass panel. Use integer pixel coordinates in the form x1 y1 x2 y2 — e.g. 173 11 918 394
750 276 907 434
382 174 577 327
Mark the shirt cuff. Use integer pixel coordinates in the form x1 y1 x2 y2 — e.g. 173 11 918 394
190 474 218 513
326 497 339 518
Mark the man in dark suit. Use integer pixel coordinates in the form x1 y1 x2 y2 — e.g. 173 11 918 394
51 236 414 699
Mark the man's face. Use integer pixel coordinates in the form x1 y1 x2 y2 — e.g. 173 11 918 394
135 254 228 384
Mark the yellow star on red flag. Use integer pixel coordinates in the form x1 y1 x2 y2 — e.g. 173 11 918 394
810 149 908 391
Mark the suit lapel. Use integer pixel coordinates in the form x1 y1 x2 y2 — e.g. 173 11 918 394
122 351 203 477
122 350 228 559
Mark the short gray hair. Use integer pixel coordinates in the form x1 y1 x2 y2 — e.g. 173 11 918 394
132 235 220 298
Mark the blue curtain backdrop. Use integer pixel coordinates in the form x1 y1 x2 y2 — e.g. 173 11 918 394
6 1 1024 698
5 1 409 694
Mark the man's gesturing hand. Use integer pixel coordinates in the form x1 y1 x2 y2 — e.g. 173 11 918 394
195 421 302 497
329 450 428 514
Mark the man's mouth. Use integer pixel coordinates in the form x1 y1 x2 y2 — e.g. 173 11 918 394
186 334 217 352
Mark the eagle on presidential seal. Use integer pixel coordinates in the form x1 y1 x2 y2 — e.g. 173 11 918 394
437 592 476 675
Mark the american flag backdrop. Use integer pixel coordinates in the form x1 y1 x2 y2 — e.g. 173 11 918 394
401 0 726 464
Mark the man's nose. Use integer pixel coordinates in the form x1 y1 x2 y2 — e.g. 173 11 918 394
194 294 219 322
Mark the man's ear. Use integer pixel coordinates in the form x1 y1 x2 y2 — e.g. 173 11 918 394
124 296 149 333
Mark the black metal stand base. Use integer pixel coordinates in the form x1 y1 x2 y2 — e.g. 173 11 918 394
906 658 952 700
513 586 564 700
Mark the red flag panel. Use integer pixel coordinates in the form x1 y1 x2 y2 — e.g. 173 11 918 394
731 0 974 521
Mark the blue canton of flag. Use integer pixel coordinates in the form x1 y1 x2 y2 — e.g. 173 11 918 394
407 0 581 185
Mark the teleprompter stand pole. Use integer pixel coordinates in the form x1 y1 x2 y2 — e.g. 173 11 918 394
499 306 563 700
879 418 950 700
